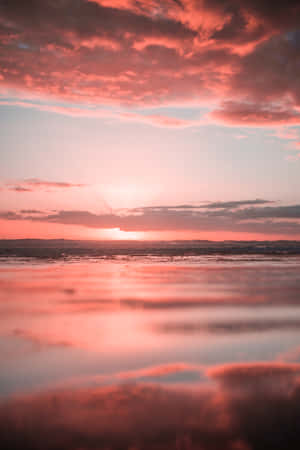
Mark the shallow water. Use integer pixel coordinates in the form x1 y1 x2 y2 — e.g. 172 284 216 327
1 254 300 449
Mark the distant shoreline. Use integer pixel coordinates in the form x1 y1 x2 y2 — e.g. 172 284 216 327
1 239 300 257
1 238 300 248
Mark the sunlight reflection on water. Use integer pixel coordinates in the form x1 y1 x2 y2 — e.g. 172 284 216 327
1 255 300 449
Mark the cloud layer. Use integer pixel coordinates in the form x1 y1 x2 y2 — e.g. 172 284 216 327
0 0 300 126
1 199 300 236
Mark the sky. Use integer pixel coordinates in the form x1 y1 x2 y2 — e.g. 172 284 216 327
0 0 300 240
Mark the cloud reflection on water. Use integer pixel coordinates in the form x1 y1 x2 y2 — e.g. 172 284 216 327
2 361 300 450
1 257 300 448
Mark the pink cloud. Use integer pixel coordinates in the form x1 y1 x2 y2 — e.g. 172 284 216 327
0 0 299 128
119 111 200 127
0 100 201 128
286 153 300 161
274 128 299 140
234 134 248 140
4 178 87 192
210 102 300 127
24 179 86 188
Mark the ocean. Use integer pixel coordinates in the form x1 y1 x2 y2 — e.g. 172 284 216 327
1 240 300 449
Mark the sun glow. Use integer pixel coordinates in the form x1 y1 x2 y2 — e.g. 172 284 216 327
104 228 146 240
102 183 160 209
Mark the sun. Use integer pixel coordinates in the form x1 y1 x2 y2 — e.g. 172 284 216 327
103 228 146 240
